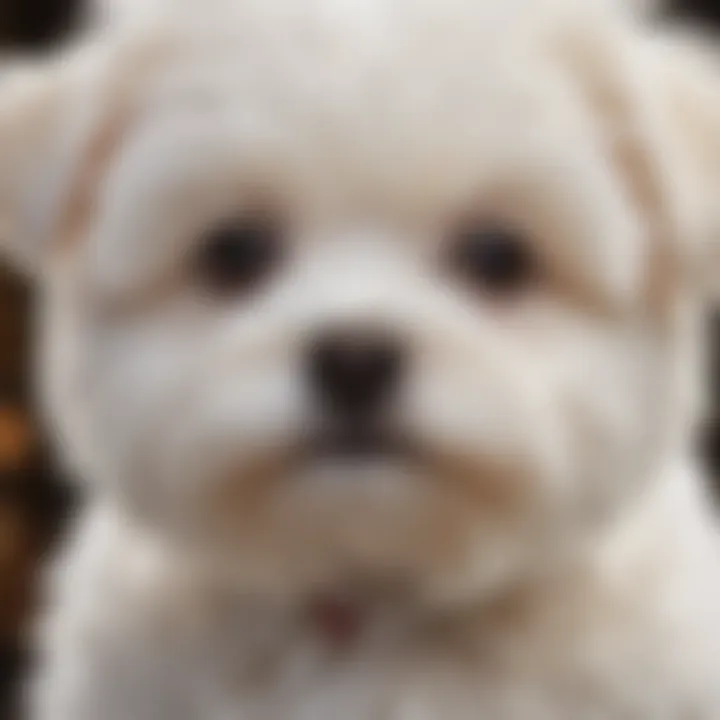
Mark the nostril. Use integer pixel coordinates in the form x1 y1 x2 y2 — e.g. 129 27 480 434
308 330 405 418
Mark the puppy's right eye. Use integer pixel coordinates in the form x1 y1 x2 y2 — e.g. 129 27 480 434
194 214 284 297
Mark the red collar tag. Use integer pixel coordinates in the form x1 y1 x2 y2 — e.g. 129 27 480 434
308 595 365 651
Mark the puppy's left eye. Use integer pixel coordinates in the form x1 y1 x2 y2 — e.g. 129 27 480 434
449 224 537 297
194 214 283 297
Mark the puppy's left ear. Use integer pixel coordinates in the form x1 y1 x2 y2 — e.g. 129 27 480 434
642 30 720 299
0 43 125 276
563 17 720 301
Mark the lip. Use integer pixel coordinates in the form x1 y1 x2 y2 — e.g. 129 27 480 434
303 425 417 463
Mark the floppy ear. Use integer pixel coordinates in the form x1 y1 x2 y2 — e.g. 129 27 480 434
0 61 86 273
0 39 134 277
563 17 720 303
647 30 720 299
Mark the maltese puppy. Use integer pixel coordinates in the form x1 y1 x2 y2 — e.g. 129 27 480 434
1 0 720 717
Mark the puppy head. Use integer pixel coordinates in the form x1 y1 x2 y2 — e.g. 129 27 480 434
0 0 718 603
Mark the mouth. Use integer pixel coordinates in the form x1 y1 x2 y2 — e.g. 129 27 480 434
304 424 418 464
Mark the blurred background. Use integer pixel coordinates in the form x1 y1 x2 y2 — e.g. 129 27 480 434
0 0 719 718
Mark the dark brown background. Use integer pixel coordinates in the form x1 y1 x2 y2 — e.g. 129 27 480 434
0 1 719 718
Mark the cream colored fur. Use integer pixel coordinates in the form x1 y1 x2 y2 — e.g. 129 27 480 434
1 0 720 717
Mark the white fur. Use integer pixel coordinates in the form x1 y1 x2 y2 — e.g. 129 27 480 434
0 0 719 717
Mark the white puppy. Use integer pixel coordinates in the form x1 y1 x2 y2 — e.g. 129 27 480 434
2 0 720 717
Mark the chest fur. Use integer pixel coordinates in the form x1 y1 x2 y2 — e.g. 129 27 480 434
192 613 720 720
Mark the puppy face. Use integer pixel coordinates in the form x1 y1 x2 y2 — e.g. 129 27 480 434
1 0 718 602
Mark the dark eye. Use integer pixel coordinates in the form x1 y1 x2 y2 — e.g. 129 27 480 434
450 224 536 297
194 214 283 296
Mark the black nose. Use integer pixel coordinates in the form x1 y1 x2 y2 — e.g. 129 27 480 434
307 330 405 419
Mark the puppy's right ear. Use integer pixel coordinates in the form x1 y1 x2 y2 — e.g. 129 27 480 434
0 41 132 277
0 63 78 274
